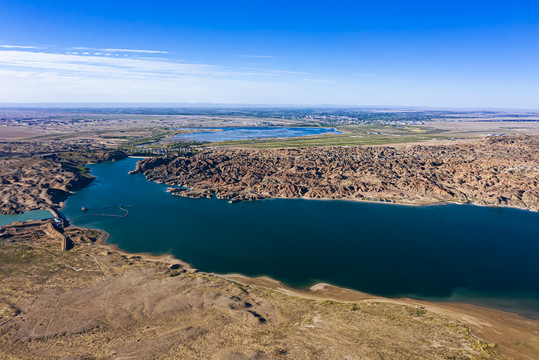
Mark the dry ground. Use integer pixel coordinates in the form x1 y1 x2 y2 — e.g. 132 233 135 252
0 223 504 360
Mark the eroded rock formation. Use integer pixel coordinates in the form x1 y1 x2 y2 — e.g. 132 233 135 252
0 145 127 214
134 136 539 210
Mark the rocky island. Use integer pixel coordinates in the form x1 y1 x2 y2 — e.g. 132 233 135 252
134 135 539 210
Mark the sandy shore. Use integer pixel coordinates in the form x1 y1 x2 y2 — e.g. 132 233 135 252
221 275 539 360
83 227 539 360
280 195 539 212
89 227 194 270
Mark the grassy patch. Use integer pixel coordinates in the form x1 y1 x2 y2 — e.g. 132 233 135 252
207 124 452 148
0 244 36 265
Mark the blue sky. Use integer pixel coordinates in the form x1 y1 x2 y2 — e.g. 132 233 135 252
1 0 538 108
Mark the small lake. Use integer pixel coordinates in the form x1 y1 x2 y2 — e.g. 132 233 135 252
170 127 341 142
0 209 52 227
60 158 539 319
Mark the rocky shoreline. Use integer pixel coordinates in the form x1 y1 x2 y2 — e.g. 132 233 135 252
133 135 539 211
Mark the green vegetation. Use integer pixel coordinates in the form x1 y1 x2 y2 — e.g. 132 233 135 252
164 141 206 149
113 128 207 155
75 164 90 174
209 124 452 148
120 140 203 157
29 130 101 141
29 126 194 146
0 244 36 265
122 129 172 146
415 307 428 317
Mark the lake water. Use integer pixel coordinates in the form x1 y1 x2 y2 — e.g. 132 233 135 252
170 127 341 142
61 158 539 318
0 209 52 227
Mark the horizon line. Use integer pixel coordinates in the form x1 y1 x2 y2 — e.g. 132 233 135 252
0 102 538 112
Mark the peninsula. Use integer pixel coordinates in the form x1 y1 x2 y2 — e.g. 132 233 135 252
134 135 539 211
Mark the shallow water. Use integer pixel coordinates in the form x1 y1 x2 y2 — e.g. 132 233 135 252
170 127 341 142
0 209 52 227
62 158 539 318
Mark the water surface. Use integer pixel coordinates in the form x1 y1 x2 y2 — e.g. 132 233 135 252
0 209 52 227
170 127 341 142
62 158 539 318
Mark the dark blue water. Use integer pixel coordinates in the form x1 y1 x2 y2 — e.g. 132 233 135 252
170 127 341 142
62 158 539 318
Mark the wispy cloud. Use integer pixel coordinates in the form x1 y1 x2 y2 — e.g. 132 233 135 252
0 44 39 49
101 48 168 54
0 48 337 103
240 54 276 59
70 46 168 54
0 49 316 80
0 50 223 79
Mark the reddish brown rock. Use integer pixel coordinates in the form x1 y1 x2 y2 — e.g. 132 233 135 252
134 135 539 211
0 146 127 214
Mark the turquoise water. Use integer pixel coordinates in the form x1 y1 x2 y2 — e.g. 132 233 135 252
170 127 341 142
0 209 52 227
62 158 539 318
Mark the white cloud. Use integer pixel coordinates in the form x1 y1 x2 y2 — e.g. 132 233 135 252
101 48 168 54
69 46 168 54
0 50 226 79
240 54 276 59
0 48 344 104
0 69 340 104
0 49 316 82
0 44 39 49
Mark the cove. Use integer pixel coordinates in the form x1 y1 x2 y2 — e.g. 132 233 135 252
62 158 539 319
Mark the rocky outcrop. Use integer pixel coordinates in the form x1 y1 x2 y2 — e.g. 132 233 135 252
90 149 127 163
135 135 539 210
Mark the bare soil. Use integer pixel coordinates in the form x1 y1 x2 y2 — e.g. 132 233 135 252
0 223 515 359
